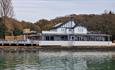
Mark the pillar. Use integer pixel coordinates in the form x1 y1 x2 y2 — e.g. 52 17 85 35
108 35 110 41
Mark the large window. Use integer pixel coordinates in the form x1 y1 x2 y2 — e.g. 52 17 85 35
45 36 54 41
50 36 54 40
46 36 50 40
61 35 68 41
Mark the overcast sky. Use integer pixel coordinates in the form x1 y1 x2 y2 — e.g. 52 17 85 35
12 0 115 22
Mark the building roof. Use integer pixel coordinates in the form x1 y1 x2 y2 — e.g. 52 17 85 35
50 18 83 30
53 23 63 27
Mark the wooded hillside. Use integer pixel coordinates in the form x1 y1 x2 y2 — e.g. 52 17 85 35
35 11 115 35
0 11 115 37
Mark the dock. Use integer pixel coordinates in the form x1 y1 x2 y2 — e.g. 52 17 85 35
0 40 39 46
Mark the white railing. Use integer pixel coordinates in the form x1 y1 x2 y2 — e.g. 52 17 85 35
0 40 38 44
39 41 112 46
0 40 112 46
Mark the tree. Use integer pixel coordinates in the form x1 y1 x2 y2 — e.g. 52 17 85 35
35 19 50 31
0 0 14 39
13 28 23 36
0 18 5 38
0 0 14 17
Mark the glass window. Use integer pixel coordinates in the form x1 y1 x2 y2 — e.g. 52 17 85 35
46 36 49 40
69 29 72 31
78 28 83 32
61 36 68 41
61 28 65 31
50 36 54 40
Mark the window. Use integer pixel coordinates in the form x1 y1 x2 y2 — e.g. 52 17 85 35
69 29 72 31
61 36 68 41
50 36 54 40
46 36 49 40
45 36 54 41
61 28 65 31
78 28 83 32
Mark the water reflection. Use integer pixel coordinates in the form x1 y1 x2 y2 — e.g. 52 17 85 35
0 51 115 70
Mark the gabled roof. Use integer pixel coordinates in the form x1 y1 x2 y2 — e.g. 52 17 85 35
50 19 82 30
53 23 63 27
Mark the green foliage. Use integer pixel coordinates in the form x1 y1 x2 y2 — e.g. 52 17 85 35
35 19 53 30
35 11 115 35
0 24 5 35
0 18 6 39
1 11 115 39
13 28 23 36
21 21 40 32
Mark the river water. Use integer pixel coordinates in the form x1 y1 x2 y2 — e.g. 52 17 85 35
0 50 115 70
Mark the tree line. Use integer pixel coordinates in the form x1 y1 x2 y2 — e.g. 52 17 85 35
35 11 115 40
35 11 115 34
0 0 115 41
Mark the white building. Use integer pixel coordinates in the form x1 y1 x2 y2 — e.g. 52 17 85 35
39 19 112 47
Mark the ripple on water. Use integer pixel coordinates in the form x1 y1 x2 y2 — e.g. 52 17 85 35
0 51 114 70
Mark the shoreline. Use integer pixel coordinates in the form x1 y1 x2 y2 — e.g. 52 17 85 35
0 46 115 52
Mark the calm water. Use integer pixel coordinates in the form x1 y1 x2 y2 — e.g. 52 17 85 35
0 50 115 70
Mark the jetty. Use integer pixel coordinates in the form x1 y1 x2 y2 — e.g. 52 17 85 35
0 40 39 46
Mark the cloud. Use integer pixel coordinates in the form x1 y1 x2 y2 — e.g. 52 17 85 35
12 0 115 22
